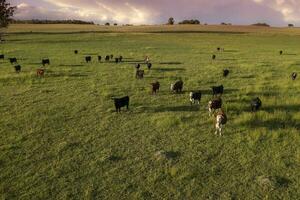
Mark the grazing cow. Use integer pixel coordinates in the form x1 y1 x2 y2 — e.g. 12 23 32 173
98 56 102 62
135 63 141 69
85 56 92 63
115 58 119 63
212 55 216 60
151 81 160 94
190 91 201 105
14 65 21 73
291 72 297 80
110 55 114 59
223 69 230 77
9 58 17 64
217 47 221 51
74 50 78 54
251 97 262 112
280 50 283 55
212 85 224 96
215 110 227 136
42 59 50 66
145 56 150 63
170 80 184 93
119 56 123 62
147 63 152 70
105 55 110 61
37 69 45 77
208 98 222 116
0 54 4 60
112 96 129 112
136 70 144 79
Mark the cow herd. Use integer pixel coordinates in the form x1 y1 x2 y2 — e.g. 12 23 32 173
0 47 298 136
1 54 47 77
108 48 298 136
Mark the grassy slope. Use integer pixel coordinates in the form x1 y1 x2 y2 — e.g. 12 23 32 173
0 25 300 199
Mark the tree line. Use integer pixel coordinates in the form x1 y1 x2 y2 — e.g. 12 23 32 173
11 19 94 25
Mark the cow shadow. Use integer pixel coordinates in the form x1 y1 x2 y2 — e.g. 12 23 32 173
245 91 279 97
152 105 200 112
218 58 237 61
26 62 43 65
240 75 256 79
122 60 145 63
283 53 297 56
200 88 238 96
159 62 182 65
83 53 99 55
247 118 299 130
47 72 89 78
59 64 84 67
224 50 238 53
152 68 185 72
263 104 300 114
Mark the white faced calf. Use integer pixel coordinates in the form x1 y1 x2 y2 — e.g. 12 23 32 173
190 91 201 105
215 110 227 136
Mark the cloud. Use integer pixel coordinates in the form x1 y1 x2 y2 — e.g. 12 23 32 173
10 0 300 25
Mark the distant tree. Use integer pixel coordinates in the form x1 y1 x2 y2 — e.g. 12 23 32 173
0 0 16 40
220 22 232 25
105 22 110 26
251 23 270 27
288 24 294 27
167 17 175 25
114 23 118 26
11 19 94 25
179 19 200 25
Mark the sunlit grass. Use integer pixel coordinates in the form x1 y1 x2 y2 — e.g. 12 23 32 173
0 25 299 199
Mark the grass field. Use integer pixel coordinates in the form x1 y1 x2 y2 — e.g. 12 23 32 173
0 24 300 199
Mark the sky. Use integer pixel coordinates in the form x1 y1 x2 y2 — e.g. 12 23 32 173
9 0 300 26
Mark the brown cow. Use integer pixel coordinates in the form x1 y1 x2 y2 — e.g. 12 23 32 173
37 69 45 77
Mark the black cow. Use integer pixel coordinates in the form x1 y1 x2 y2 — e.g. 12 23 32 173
147 63 152 70
291 72 297 80
74 50 78 54
119 56 123 62
42 59 50 66
212 55 216 60
190 91 201 105
115 58 119 63
280 50 283 55
208 98 222 116
112 96 129 112
85 56 92 63
217 47 221 51
110 55 114 59
135 63 141 69
105 55 110 61
0 54 4 60
136 70 144 79
251 97 262 112
223 69 230 77
14 65 21 73
9 58 17 64
212 85 224 96
98 56 102 62
171 80 184 93
151 81 160 94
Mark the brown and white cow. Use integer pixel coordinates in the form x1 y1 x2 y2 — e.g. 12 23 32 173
215 110 227 136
